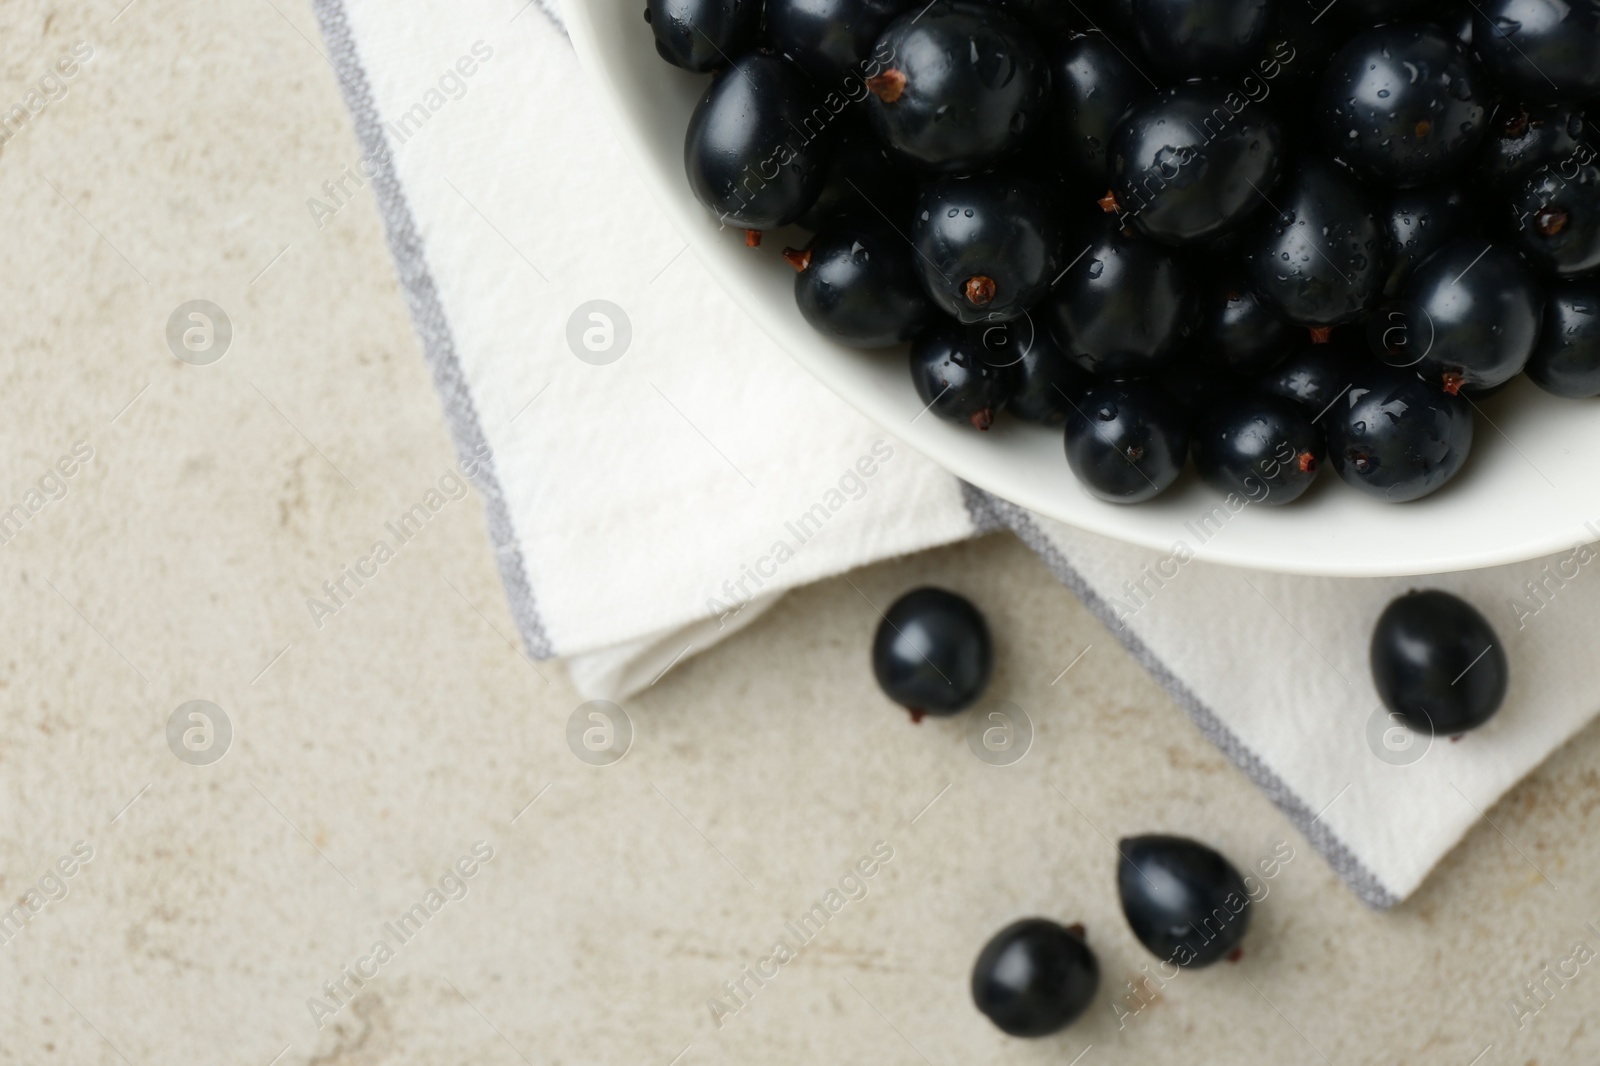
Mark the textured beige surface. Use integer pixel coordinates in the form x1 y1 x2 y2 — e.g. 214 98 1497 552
2 1 1600 1063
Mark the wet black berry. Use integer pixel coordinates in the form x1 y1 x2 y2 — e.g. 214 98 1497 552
1108 83 1285 247
1198 273 1294 377
1118 835 1252 969
1478 102 1589 193
1371 589 1509 735
1195 394 1324 505
788 215 933 347
1526 280 1600 398
871 587 992 716
1380 183 1477 299
1050 30 1151 190
971 918 1099 1037
973 316 1094 426
684 54 831 230
1511 163 1600 279
645 0 760 71
865 1 1050 173
912 174 1065 324
1256 339 1361 417
765 0 911 86
1048 217 1200 377
1474 0 1600 104
909 320 1015 430
1319 23 1486 189
1404 239 1544 394
1244 160 1386 327
1323 363 1474 503
1064 382 1188 504
1131 0 1270 79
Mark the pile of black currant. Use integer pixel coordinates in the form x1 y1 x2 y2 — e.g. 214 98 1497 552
868 582 1506 1035
647 0 1600 505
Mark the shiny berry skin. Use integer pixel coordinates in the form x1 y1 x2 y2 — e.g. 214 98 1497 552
1526 281 1600 398
1478 103 1588 193
1244 160 1386 327
865 1 1051 174
1050 31 1149 190
1108 84 1285 247
1132 0 1270 79
1473 0 1600 104
1319 24 1487 189
1195 395 1324 505
1371 590 1509 735
909 320 1014 430
974 317 1094 426
1198 275 1294 377
1381 183 1476 299
1323 364 1474 503
871 587 992 716
1048 217 1200 377
1405 239 1544 394
645 0 760 71
1118 836 1252 969
1511 163 1600 279
788 215 933 347
1064 383 1188 504
971 919 1100 1037
1257 341 1360 417
797 117 914 231
684 55 830 230
765 0 911 85
912 175 1065 325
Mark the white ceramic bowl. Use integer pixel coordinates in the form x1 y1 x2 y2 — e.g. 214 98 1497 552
564 0 1599 576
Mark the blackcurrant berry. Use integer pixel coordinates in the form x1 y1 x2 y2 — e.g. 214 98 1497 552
1050 30 1151 190
871 587 993 716
1064 382 1189 504
1404 239 1544 394
1256 340 1361 418
645 0 760 72
1131 0 1271 79
788 215 934 347
1319 23 1487 189
912 175 1065 325
1118 835 1252 969
973 316 1094 427
1511 163 1600 279
684 54 831 230
909 320 1015 430
1526 280 1600 398
1380 183 1477 299
765 0 912 86
865 1 1051 173
971 918 1100 1037
1477 102 1588 194
1370 589 1509 735
1473 0 1600 104
1195 394 1324 505
1323 364 1474 503
1198 274 1294 377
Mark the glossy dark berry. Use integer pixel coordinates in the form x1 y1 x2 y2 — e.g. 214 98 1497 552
645 0 760 71
1048 217 1200 377
684 54 830 230
865 1 1050 173
1244 160 1386 327
871 587 993 716
1478 103 1588 193
1319 24 1486 188
973 317 1094 426
1198 275 1294 377
1371 589 1509 735
1323 364 1474 503
1404 239 1544 394
909 320 1014 429
1381 183 1476 299
1526 281 1600 398
912 175 1064 324
971 919 1100 1037
1195 395 1324 505
1118 835 1252 969
765 0 910 86
1050 30 1150 190
1064 383 1188 504
788 215 933 347
1131 0 1271 79
1473 0 1600 104
1108 83 1285 247
1257 340 1360 417
1511 163 1600 279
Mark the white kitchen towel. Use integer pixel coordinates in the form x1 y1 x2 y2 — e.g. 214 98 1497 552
312 0 1600 908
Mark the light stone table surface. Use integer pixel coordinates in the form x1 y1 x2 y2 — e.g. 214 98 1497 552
2 1 1599 1063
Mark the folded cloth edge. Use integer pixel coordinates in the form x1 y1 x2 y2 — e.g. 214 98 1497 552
312 0 1398 910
